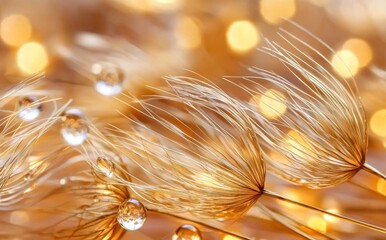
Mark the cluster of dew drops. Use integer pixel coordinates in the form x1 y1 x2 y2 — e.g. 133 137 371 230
16 63 203 239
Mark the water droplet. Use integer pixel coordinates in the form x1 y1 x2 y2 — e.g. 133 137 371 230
60 109 88 146
24 173 32 182
97 157 115 177
117 198 147 231
59 177 67 185
172 224 202 240
18 96 41 121
92 63 124 96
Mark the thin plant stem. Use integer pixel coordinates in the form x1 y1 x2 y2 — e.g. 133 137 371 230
147 208 253 240
257 203 337 240
363 163 386 181
263 190 386 233
349 181 385 198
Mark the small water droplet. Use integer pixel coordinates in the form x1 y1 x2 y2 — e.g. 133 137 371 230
18 96 41 122
59 177 67 185
24 173 32 182
60 109 88 146
117 198 146 231
172 224 202 240
93 63 124 96
97 157 115 177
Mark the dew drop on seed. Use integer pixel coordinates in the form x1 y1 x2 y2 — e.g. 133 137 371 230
18 96 41 122
97 157 115 177
172 224 202 240
117 198 147 231
93 62 124 96
60 108 88 146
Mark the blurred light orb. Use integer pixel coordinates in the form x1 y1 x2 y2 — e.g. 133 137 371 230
17 42 48 75
151 0 182 11
9 211 29 225
307 217 327 233
223 235 241 240
323 208 340 223
370 109 386 137
0 14 32 47
226 20 259 54
331 50 359 78
18 96 41 122
258 89 287 119
175 16 201 49
172 224 202 240
260 0 296 25
117 198 147 231
342 38 373 68
377 179 386 196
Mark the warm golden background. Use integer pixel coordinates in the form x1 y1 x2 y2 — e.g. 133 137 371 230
0 0 385 239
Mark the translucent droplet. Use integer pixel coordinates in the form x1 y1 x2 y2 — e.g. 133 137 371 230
92 63 124 96
60 109 88 146
97 157 114 177
18 96 41 121
172 224 202 240
117 198 147 231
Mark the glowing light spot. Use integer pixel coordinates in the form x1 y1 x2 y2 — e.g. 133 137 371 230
0 14 32 47
196 173 219 188
223 235 241 240
342 38 373 68
260 0 296 25
175 16 201 49
17 42 48 75
10 211 29 225
331 50 359 78
307 217 327 233
226 20 259 54
258 89 287 119
285 130 315 159
323 208 340 223
377 179 386 196
151 0 182 11
370 109 386 137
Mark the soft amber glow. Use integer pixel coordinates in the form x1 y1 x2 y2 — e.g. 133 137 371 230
331 50 359 78
258 89 287 119
370 109 386 137
196 173 218 187
175 16 201 49
151 0 182 10
323 208 340 223
377 179 386 196
17 42 48 74
285 130 316 159
307 217 327 233
260 0 296 25
9 211 29 225
0 14 32 47
223 235 241 240
226 20 259 54
343 38 373 68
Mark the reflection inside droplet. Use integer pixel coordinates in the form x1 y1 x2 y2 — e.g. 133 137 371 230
18 96 41 122
117 198 147 231
172 224 202 240
97 157 115 177
92 62 124 96
60 108 88 146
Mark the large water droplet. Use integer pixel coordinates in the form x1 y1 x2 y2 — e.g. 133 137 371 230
172 224 202 240
18 96 41 122
97 157 115 177
60 109 88 146
117 198 146 231
92 62 124 96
